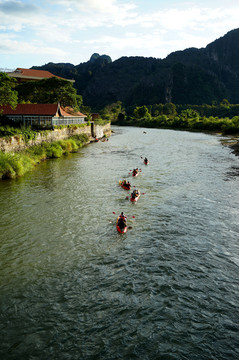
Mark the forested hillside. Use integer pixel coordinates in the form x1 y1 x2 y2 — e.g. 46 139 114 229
32 29 239 109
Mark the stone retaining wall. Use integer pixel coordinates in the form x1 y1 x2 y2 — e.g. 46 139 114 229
0 122 111 153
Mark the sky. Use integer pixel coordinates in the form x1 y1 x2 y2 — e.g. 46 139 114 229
0 0 239 70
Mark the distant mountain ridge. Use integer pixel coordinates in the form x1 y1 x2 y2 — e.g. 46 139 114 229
32 29 239 108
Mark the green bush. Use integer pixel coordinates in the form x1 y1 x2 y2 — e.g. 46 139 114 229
0 152 34 179
43 143 64 158
25 145 47 163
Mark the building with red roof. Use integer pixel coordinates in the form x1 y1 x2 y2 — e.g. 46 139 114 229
0 103 86 127
6 68 74 83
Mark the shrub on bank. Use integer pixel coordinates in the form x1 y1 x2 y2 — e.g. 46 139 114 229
0 134 89 180
0 152 35 179
0 125 38 141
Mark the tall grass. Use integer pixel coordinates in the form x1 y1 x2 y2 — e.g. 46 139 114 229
0 152 35 179
0 134 89 180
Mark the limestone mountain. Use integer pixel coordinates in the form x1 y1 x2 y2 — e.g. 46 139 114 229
32 29 239 108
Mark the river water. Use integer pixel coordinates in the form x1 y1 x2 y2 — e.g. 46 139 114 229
0 126 238 359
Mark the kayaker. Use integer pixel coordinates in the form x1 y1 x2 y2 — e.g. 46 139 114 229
119 211 127 220
121 180 130 189
132 189 139 198
132 168 138 176
125 181 131 189
118 213 127 228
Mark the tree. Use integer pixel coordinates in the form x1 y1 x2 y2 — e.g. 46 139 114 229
16 77 83 110
0 72 18 109
220 98 230 106
101 101 125 122
181 109 199 120
80 105 91 117
163 102 177 116
133 105 151 119
152 103 164 116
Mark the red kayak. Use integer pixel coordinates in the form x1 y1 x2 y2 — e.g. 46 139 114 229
116 216 127 233
130 190 140 202
119 180 131 190
132 170 139 177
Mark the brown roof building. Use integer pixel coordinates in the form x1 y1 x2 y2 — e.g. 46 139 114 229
0 103 86 127
6 68 74 83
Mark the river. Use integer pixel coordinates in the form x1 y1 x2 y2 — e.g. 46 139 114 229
0 126 238 359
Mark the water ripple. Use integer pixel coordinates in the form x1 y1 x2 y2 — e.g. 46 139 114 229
0 127 239 359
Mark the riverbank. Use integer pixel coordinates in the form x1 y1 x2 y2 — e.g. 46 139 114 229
0 134 89 179
221 135 239 156
0 122 111 152
0 122 111 179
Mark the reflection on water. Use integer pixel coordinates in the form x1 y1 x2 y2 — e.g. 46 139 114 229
0 127 239 359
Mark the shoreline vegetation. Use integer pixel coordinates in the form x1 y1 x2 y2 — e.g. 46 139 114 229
112 107 239 135
102 102 239 155
100 101 239 136
0 133 89 180
117 114 239 134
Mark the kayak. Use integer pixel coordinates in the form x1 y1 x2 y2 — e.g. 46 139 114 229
132 171 138 177
116 216 127 233
130 190 140 202
144 159 149 165
119 180 131 190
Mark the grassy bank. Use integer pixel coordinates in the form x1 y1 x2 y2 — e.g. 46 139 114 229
0 134 89 180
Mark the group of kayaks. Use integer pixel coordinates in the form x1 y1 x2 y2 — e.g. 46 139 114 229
116 157 149 234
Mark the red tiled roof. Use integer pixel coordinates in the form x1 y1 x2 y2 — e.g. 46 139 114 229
60 106 86 117
7 68 74 82
0 104 86 117
16 68 58 79
0 104 59 116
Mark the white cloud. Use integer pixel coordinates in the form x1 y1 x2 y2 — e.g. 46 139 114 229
0 33 66 56
0 0 239 67
49 0 136 14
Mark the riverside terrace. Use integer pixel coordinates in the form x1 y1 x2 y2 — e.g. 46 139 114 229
0 103 87 127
